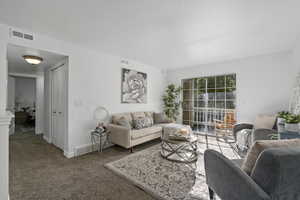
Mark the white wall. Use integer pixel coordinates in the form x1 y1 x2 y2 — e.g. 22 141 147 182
167 52 298 123
68 53 165 156
292 38 300 70
0 24 166 157
6 76 15 111
14 77 36 110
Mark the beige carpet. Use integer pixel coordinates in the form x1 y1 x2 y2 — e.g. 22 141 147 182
9 131 158 200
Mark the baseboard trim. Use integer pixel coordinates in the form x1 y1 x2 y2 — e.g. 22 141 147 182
43 135 51 143
64 150 75 158
74 142 114 157
75 143 94 157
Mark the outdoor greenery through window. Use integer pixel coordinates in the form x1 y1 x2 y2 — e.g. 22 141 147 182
181 74 236 133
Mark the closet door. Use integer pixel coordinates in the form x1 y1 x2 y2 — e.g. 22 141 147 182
51 65 65 150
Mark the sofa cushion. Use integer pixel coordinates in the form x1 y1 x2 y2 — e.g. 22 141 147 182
131 112 146 120
131 126 162 140
241 139 300 175
253 114 276 129
154 113 173 124
115 116 131 129
112 113 133 126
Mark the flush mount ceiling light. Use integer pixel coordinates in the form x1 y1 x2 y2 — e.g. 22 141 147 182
23 55 43 65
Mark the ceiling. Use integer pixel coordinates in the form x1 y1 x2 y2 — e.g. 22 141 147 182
7 44 66 74
1 0 300 70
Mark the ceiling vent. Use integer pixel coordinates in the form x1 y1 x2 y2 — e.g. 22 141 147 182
24 33 33 40
9 28 34 41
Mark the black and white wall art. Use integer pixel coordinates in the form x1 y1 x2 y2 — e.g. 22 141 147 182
121 68 147 103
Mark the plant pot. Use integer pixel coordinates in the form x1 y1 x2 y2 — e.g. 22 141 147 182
285 123 299 132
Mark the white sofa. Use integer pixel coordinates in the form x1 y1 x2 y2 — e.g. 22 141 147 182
108 111 171 151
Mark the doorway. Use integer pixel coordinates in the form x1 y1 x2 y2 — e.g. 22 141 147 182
7 44 68 151
7 75 36 134
182 74 237 135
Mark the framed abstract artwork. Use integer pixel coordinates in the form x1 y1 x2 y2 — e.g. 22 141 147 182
121 68 147 103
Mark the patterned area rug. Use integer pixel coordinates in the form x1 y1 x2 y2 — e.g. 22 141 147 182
105 135 240 200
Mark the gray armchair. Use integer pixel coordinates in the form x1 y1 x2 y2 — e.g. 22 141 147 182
233 122 278 144
204 147 300 200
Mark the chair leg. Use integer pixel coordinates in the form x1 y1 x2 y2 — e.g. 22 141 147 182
130 147 133 153
208 187 214 200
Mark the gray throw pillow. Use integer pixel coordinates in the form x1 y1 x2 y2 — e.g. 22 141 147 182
133 117 150 129
154 113 173 124
116 117 131 129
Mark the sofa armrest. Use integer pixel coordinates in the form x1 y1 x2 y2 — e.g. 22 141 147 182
252 129 278 142
204 149 270 200
107 124 131 148
233 123 254 140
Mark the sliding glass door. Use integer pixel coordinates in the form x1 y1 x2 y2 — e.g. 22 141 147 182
182 74 236 135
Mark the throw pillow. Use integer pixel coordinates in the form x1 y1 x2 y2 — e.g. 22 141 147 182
144 116 153 127
131 112 146 120
154 113 173 124
133 117 149 129
241 139 300 175
144 112 154 125
253 114 276 129
116 117 131 129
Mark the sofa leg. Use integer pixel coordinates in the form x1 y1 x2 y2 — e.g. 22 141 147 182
130 147 133 153
208 187 214 200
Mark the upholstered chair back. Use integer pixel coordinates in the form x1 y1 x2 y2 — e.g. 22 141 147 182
251 147 300 200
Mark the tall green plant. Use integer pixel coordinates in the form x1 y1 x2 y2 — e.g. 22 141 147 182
162 84 181 121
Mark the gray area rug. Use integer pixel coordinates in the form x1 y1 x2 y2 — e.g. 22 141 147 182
106 135 240 200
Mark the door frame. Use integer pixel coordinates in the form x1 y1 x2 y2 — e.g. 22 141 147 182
8 73 41 135
181 73 237 134
49 59 68 152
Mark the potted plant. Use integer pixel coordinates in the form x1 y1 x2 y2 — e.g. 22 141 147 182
277 111 289 125
285 114 300 132
162 84 181 121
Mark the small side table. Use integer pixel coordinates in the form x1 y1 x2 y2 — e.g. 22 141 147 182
160 136 198 163
90 129 110 152
161 124 198 163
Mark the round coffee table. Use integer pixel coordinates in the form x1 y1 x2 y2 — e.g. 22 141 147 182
160 125 198 163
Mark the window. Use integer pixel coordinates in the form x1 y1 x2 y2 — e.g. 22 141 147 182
181 74 236 134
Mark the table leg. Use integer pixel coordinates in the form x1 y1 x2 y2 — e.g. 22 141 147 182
98 135 101 152
91 134 94 152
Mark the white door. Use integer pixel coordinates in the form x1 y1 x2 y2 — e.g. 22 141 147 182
51 65 66 150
